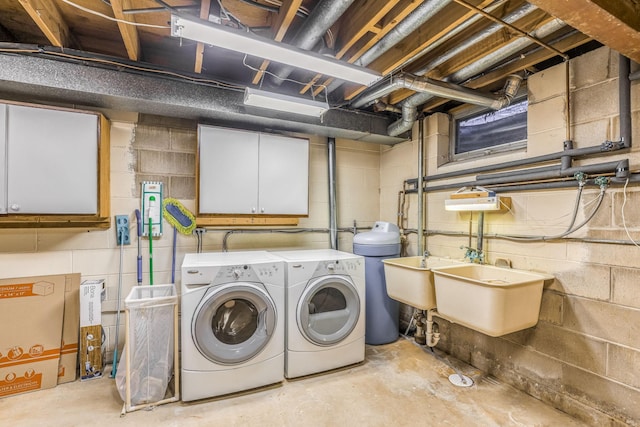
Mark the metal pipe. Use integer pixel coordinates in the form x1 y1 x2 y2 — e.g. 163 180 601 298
475 160 627 185
477 211 484 258
270 0 356 85
412 3 538 76
328 137 338 250
476 160 627 184
405 139 627 185
417 117 425 255
619 54 632 148
387 74 522 136
353 0 452 68
426 229 640 246
352 73 521 110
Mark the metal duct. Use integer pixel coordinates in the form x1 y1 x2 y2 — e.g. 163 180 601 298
412 3 537 76
386 74 522 136
354 0 452 68
270 0 355 85
328 137 338 250
327 0 452 94
388 18 567 136
352 73 521 110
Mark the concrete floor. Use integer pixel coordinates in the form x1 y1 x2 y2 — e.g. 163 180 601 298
1 338 584 427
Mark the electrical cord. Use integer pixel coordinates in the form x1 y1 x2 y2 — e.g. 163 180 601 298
61 0 170 28
621 178 640 247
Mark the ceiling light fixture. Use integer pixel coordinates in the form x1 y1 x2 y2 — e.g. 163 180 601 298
170 14 381 86
244 87 329 117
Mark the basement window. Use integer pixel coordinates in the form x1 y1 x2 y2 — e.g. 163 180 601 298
451 99 528 160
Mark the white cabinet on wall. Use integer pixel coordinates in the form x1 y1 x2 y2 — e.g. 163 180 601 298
198 125 309 216
0 100 110 228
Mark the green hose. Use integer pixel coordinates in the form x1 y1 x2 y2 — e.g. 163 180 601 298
149 216 154 286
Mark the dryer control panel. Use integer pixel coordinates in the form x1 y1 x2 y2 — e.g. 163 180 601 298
311 259 362 279
183 263 282 287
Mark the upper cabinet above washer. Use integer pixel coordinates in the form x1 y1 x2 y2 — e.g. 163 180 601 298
0 100 110 228
198 125 309 220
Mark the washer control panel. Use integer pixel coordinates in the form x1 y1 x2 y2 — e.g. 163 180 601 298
184 263 282 287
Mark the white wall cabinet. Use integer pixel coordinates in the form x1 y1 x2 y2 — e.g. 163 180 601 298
198 125 309 216
0 100 110 228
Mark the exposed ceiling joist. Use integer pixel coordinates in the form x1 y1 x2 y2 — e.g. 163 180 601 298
527 0 640 62
110 0 140 61
18 0 71 47
251 0 303 85
194 0 211 73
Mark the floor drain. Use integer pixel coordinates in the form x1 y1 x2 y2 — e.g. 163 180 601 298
449 374 474 387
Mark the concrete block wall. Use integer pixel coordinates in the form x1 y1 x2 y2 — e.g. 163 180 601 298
0 117 383 365
378 47 640 425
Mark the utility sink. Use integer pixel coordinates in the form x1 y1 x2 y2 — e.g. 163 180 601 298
432 264 553 337
382 256 464 310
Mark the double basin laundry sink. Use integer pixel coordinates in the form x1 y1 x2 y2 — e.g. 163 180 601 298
382 256 553 337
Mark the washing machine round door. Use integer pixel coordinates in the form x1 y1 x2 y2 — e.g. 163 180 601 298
297 275 360 346
192 283 277 365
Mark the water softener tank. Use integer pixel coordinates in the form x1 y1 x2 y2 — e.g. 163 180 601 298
353 221 401 345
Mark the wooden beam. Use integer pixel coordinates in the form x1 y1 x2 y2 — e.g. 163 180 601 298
110 0 140 61
194 0 212 73
18 0 70 47
527 0 640 63
251 0 303 84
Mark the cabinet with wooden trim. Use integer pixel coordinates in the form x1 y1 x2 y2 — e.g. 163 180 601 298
0 100 110 228
197 125 308 226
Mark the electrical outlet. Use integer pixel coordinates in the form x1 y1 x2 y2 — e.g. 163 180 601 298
115 215 130 245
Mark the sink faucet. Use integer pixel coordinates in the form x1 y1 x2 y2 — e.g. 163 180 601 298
462 246 484 264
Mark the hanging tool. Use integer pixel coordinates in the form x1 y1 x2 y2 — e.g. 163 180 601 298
111 215 127 378
163 198 197 284
148 196 156 286
135 209 142 286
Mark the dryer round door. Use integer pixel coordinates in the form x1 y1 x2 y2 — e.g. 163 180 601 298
297 275 360 346
192 283 277 365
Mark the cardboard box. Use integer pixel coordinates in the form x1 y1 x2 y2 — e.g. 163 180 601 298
0 275 66 398
79 280 105 381
58 274 80 384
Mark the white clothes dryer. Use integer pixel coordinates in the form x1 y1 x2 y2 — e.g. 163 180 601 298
271 249 365 379
181 251 284 402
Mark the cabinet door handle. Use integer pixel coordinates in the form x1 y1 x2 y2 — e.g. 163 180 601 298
251 207 256 213
260 207 265 213
9 204 20 212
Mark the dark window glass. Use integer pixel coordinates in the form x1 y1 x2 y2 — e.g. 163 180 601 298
212 299 258 345
308 287 346 314
455 100 528 154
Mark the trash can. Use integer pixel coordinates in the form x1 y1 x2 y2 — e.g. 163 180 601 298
353 221 401 345
116 284 179 412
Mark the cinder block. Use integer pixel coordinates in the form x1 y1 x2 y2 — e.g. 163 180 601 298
133 124 170 150
109 122 135 148
551 263 610 300
608 344 640 389
169 176 196 200
139 150 195 175
567 241 639 268
528 96 567 134
613 190 640 227
571 118 612 147
612 267 640 309
539 291 563 325
528 62 568 102
526 128 567 157
611 109 640 142
170 128 197 152
563 296 640 348
571 80 619 124
571 47 612 89
506 322 607 375
563 364 640 424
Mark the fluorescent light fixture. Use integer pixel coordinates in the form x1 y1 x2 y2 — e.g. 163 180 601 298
171 14 381 86
445 196 509 211
244 87 329 117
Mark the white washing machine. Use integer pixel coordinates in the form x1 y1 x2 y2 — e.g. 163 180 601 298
271 249 365 379
181 251 284 402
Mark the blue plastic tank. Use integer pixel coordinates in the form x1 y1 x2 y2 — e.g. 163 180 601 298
353 221 401 345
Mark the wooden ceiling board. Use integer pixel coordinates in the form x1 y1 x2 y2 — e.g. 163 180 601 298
527 0 640 63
